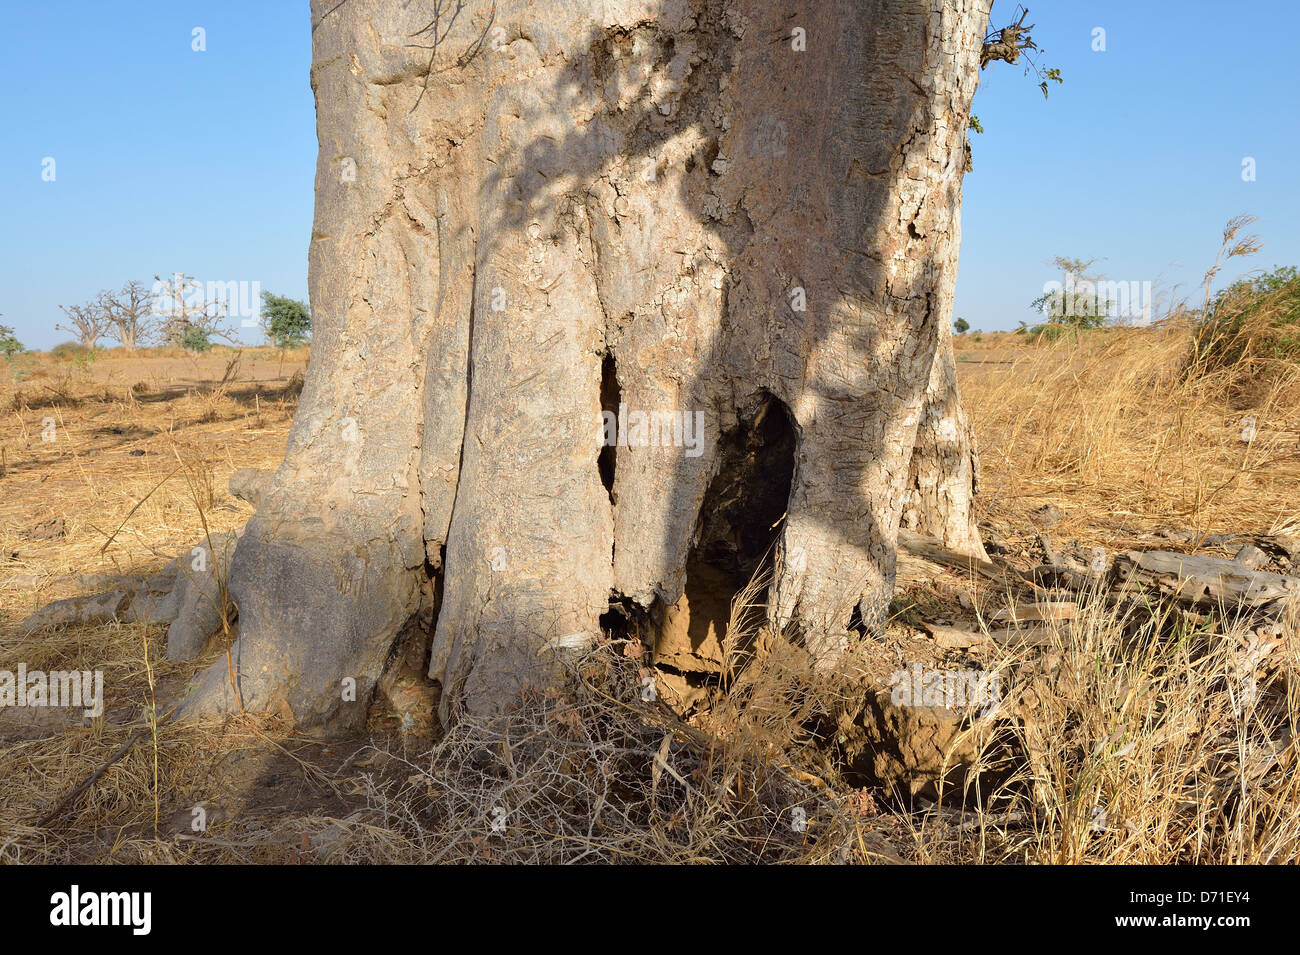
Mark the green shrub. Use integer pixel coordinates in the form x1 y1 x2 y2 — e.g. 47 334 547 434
181 326 214 353
0 324 22 359
50 341 93 362
1190 266 1300 375
1026 257 1112 341
260 292 311 349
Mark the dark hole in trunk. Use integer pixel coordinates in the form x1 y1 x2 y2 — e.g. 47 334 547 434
652 393 797 684
847 602 868 638
598 353 618 503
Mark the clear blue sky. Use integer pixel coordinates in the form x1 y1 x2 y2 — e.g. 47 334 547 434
958 0 1300 330
0 1 315 349
2 1 1297 349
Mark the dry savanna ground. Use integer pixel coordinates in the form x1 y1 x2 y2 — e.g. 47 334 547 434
1 317 1298 864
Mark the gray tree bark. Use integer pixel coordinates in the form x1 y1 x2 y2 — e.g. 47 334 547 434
181 0 993 729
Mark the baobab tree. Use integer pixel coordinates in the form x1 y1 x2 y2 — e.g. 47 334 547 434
152 272 232 349
182 0 1000 729
55 301 107 349
98 281 158 351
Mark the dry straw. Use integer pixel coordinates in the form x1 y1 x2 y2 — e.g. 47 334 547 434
2 226 1298 863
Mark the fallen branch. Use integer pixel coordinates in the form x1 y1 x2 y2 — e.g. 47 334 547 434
1114 550 1300 612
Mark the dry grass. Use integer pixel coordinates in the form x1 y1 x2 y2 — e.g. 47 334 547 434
962 217 1300 552
962 324 1300 552
904 592 1300 864
0 349 306 862
2 244 1299 863
289 645 886 864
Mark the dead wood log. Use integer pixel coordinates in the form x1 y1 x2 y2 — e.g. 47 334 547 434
1113 550 1300 613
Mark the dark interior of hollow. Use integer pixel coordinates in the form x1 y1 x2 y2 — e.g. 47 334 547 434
598 392 798 658
690 393 797 596
659 393 798 670
598 353 618 503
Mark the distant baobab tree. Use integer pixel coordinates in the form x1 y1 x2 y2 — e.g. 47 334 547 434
55 301 108 349
98 280 158 351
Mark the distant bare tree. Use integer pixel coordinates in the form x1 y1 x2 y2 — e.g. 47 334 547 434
152 273 235 350
55 301 108 348
98 280 157 351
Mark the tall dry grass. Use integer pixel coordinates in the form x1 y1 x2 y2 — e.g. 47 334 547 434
906 589 1300 864
964 297 1300 549
3 220 1299 863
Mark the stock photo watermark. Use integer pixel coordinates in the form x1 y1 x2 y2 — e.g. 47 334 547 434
50 886 151 935
1039 272 1155 325
0 665 103 718
150 273 262 328
599 404 708 458
889 663 1001 717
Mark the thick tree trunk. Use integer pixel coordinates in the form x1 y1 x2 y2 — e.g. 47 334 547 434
181 0 992 729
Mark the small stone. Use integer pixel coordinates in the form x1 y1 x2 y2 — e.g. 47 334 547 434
1028 504 1062 528
1271 533 1300 562
1233 543 1269 570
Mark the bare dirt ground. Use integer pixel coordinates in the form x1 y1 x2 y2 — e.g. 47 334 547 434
1 332 1297 864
